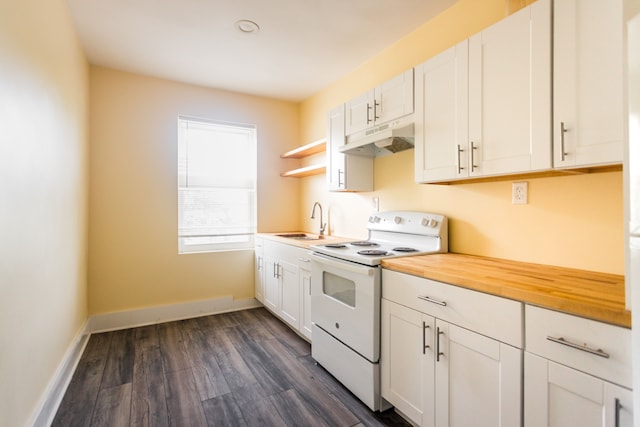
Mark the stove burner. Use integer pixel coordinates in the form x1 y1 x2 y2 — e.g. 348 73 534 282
393 247 418 252
350 241 379 247
324 244 347 248
358 249 389 256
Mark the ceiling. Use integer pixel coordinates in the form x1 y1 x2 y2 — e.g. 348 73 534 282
67 0 457 102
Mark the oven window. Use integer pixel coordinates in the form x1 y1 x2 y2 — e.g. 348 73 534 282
322 272 356 307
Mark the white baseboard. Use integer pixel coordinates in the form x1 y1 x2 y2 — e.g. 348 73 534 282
30 296 261 426
30 322 90 427
87 296 262 333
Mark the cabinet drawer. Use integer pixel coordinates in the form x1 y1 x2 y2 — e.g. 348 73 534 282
525 305 632 389
382 270 523 348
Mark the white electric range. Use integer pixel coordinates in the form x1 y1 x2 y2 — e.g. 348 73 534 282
309 211 448 411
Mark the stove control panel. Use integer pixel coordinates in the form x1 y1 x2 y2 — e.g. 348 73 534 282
367 211 447 237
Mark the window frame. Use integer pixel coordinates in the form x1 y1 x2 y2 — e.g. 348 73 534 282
177 115 257 254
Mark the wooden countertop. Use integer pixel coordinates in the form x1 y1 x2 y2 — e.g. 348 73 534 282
258 232 356 249
381 253 631 328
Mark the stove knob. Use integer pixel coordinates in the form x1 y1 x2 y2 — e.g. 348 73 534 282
421 218 439 227
394 216 402 224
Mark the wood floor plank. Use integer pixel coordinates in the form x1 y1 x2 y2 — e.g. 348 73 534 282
130 346 169 427
164 368 208 425
90 383 132 427
201 393 248 427
269 389 329 427
101 328 135 388
261 338 360 427
158 321 190 373
51 333 113 427
180 320 231 400
298 355 409 427
243 397 288 427
214 336 259 391
134 324 159 351
223 325 291 395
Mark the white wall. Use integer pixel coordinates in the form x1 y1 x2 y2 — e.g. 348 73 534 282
0 0 89 425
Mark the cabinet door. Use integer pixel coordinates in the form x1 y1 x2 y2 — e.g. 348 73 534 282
327 105 346 191
345 90 374 135
415 41 469 183
468 0 551 177
327 105 374 192
553 0 624 168
375 69 414 125
435 321 521 427
381 299 435 427
525 352 634 427
263 255 280 313
299 265 312 340
279 259 299 329
254 239 265 303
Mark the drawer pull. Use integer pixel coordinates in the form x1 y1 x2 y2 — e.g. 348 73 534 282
418 295 447 306
546 336 610 359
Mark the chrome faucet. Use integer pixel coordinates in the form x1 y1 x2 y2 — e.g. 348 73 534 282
311 202 327 236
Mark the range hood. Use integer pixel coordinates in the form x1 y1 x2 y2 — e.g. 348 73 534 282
339 116 414 157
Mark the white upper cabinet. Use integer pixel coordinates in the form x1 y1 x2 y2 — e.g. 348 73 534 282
553 0 624 168
345 69 414 135
327 104 374 192
468 0 552 177
414 40 469 183
415 0 551 183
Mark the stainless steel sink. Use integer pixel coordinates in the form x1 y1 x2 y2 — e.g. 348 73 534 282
276 233 324 240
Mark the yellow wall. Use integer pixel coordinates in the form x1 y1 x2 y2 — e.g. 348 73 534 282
88 67 300 315
0 0 89 425
299 0 624 274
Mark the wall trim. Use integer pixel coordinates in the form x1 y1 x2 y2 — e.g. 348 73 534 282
31 296 260 426
30 321 90 427
87 296 262 333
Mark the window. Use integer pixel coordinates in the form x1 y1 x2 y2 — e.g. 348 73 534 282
177 116 257 253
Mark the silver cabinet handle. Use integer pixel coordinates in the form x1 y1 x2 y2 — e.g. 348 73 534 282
297 258 311 263
560 121 568 161
615 398 622 427
470 141 478 171
374 101 380 121
422 321 430 355
457 144 465 173
337 169 344 188
436 327 444 362
546 336 610 359
366 103 373 124
418 295 447 306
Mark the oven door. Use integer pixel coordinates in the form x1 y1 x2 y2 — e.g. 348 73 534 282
310 251 381 362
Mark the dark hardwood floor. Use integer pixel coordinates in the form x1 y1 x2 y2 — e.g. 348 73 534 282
52 307 410 426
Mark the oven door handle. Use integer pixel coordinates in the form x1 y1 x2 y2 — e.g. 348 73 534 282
309 252 376 276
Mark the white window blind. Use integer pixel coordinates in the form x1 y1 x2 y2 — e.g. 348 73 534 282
177 116 257 253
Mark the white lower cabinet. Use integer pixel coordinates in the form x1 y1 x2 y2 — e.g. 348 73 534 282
525 353 633 427
254 237 265 304
381 270 523 427
262 239 313 340
524 305 633 427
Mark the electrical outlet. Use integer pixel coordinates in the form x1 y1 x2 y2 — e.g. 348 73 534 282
372 197 379 211
512 182 528 204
